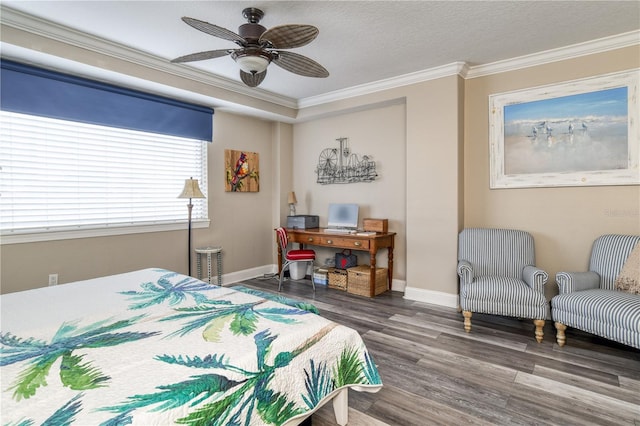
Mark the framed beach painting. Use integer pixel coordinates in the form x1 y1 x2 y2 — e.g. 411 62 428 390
489 70 639 188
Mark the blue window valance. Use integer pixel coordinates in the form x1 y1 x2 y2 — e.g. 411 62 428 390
1 59 213 141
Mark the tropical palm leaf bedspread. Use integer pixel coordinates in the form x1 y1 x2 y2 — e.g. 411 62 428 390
1 268 382 425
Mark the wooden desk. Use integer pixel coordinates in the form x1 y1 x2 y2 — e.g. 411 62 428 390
277 228 396 297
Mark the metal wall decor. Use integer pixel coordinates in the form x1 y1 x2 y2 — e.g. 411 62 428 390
315 137 378 184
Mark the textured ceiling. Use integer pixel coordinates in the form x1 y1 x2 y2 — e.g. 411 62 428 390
1 1 639 102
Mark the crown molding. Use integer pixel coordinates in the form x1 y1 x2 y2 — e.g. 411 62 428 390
299 62 468 108
467 30 640 79
299 31 638 106
0 5 298 109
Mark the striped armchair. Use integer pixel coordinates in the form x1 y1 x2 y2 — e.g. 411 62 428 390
457 228 549 342
552 234 640 349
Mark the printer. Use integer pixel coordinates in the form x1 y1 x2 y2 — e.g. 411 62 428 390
286 215 319 229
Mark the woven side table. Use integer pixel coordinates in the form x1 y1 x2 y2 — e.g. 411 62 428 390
195 246 223 285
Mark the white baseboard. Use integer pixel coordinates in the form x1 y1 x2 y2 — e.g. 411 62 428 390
222 265 413 302
403 286 459 309
225 264 407 288
221 265 276 286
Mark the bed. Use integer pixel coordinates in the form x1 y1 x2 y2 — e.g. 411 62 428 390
1 268 382 425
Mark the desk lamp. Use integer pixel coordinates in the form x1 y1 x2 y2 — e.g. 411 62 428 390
288 191 297 216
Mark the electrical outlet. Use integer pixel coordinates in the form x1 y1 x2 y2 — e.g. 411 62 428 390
48 274 58 286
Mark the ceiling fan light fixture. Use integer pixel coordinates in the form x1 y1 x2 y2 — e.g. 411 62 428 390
234 53 270 74
173 7 328 85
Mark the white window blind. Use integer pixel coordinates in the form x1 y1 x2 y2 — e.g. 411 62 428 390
0 111 207 238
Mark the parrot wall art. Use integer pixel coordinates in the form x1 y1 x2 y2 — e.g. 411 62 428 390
225 149 260 192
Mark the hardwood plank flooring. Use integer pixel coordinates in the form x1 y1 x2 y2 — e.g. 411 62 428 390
237 277 640 425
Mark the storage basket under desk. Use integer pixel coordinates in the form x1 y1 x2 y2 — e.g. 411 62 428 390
347 265 388 297
327 267 348 290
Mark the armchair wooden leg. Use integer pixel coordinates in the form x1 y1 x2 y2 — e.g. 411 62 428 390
463 310 472 333
555 322 567 347
533 319 545 343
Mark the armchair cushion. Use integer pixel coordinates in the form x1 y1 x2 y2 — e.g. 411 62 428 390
615 243 640 294
552 289 640 349
461 276 548 319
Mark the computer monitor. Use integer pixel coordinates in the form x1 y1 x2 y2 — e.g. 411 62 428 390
327 203 359 230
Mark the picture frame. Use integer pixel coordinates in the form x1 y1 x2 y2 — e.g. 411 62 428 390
489 69 639 189
225 149 259 192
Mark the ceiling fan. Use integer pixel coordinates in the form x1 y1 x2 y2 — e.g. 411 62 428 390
171 7 329 88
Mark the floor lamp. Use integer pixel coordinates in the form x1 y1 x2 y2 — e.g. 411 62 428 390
178 177 205 276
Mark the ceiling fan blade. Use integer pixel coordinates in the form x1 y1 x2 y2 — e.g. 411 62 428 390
259 24 319 49
171 49 231 63
240 70 267 87
182 17 246 45
273 51 329 78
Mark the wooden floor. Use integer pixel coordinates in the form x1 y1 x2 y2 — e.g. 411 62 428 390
238 276 640 426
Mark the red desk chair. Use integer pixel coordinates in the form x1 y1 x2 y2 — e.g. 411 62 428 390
275 227 316 292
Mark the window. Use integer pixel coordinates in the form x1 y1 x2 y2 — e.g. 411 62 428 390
0 111 208 242
0 60 213 244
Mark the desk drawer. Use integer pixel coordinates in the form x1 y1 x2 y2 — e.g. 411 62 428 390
320 237 370 250
290 233 320 244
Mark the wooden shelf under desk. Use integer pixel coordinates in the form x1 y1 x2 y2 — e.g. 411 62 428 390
277 228 396 297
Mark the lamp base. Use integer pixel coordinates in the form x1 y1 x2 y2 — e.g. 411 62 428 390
187 202 193 276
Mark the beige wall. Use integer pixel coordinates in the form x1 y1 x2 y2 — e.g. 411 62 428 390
273 122 295 235
296 76 463 303
0 111 280 293
1 231 187 293
1 69 462 298
292 102 407 286
405 76 463 301
206 111 279 274
1 23 638 304
464 46 640 300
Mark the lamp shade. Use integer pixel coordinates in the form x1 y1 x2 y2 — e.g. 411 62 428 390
178 177 205 199
235 54 270 74
287 191 297 205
